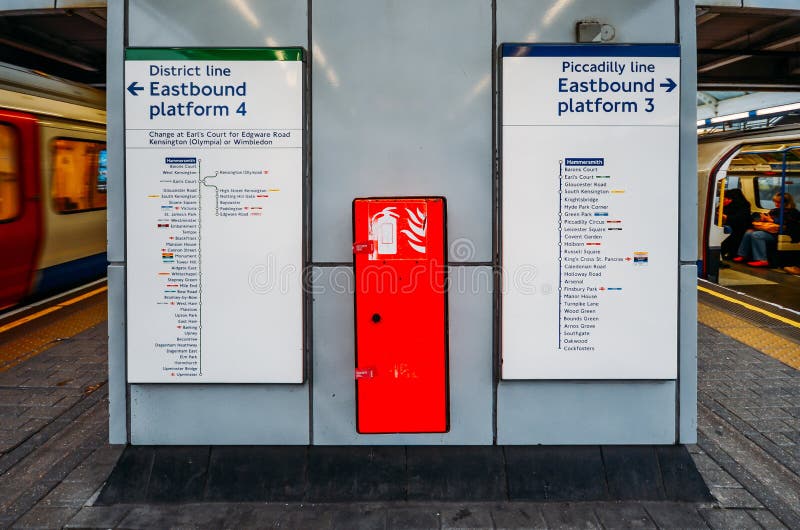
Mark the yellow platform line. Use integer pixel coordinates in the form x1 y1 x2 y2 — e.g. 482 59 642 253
0 286 108 372
697 285 800 330
698 301 800 371
0 294 107 372
0 286 108 334
0 306 62 333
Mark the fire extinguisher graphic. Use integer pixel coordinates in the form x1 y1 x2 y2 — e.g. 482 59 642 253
369 207 399 259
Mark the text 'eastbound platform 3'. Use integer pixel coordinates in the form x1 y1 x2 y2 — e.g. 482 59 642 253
501 44 679 380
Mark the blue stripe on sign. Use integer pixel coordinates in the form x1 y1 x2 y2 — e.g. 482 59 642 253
32 253 107 298
502 43 680 58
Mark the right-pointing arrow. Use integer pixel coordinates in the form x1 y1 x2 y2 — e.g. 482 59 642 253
127 81 144 96
659 78 677 93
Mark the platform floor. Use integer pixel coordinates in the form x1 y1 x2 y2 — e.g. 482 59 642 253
0 284 798 529
717 261 800 313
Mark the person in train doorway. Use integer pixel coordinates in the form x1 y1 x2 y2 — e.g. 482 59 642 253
720 188 752 263
733 192 800 267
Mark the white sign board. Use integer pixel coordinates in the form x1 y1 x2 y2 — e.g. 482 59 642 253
125 48 304 383
501 44 679 380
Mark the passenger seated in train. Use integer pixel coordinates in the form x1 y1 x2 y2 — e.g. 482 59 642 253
720 188 752 261
733 192 800 267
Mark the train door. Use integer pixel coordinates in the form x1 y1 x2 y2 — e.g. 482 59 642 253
704 151 735 283
0 111 41 309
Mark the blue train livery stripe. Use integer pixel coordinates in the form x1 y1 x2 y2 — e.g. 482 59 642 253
32 253 107 297
502 43 680 58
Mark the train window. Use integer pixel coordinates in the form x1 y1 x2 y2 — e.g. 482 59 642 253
51 138 107 213
0 124 20 222
755 176 800 209
732 143 800 165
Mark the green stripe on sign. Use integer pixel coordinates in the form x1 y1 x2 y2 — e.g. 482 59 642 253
125 48 303 61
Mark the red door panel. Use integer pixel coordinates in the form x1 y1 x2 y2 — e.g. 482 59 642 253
353 197 449 434
0 111 41 310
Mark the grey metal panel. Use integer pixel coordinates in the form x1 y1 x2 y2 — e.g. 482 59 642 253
107 265 127 444
128 0 307 47
679 264 698 443
679 0 698 263
130 384 310 444
496 0 681 446
106 0 126 445
312 266 493 444
125 0 311 445
107 0 124 263
497 0 676 44
678 0 698 444
311 0 493 263
497 381 676 444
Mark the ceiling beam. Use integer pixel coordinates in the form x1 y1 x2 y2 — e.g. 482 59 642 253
698 33 800 74
696 92 718 107
72 9 106 29
698 48 800 58
695 11 720 26
0 37 97 71
707 18 796 50
699 80 800 91
0 15 102 69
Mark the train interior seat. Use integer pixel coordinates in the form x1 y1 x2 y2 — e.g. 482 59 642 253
777 235 800 252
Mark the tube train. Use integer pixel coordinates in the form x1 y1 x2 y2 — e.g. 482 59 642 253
698 122 800 282
0 63 106 311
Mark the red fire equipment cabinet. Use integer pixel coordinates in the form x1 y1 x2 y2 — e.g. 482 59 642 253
352 197 450 434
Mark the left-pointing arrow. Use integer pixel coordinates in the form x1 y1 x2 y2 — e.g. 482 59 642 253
127 81 144 96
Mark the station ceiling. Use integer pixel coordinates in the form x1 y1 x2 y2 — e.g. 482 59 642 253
0 4 798 93
697 5 800 91
0 6 106 87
